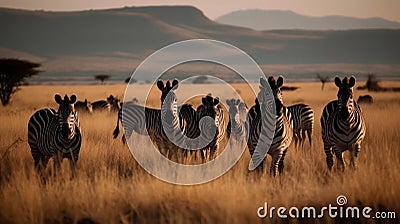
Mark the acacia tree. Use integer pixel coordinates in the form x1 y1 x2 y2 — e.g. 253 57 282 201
316 73 330 90
0 58 41 106
95 74 111 84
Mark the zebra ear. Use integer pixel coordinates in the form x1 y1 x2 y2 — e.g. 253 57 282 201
213 97 220 106
349 76 356 88
171 80 179 90
260 77 268 88
334 77 341 87
157 80 164 91
172 79 179 88
276 76 284 88
55 94 62 104
70 95 77 104
226 99 232 106
202 97 207 105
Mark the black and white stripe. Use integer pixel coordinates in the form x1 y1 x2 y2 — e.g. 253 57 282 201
287 103 314 148
321 76 366 171
113 80 198 157
226 99 247 141
247 76 293 176
75 99 93 114
27 94 82 171
196 94 226 160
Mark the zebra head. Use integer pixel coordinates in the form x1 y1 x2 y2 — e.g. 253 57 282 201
197 94 220 120
157 79 179 106
335 76 356 119
55 94 78 139
259 76 284 115
162 82 179 115
226 99 246 123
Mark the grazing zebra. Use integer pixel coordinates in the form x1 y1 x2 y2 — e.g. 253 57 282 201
357 95 373 104
287 103 314 148
247 76 293 176
27 94 82 172
91 99 110 112
321 76 366 171
196 94 226 160
75 99 93 114
226 99 247 141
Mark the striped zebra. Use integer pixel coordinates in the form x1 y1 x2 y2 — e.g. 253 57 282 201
112 80 195 157
226 99 247 141
160 83 216 152
75 99 93 114
247 76 293 176
157 80 199 141
321 76 366 171
27 94 82 172
287 103 314 148
196 94 226 160
91 99 110 112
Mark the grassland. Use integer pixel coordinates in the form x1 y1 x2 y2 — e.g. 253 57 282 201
0 81 399 223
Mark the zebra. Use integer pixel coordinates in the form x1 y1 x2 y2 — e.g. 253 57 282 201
321 76 366 171
247 76 293 176
91 99 110 112
226 99 247 141
196 94 226 160
90 95 118 113
112 80 193 157
108 95 121 113
357 95 373 104
75 99 93 114
157 79 199 141
287 103 314 148
27 94 82 173
160 82 216 155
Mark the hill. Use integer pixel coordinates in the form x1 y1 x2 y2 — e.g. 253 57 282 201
0 6 400 83
216 9 400 30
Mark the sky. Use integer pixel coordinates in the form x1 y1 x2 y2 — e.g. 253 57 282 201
1 0 400 22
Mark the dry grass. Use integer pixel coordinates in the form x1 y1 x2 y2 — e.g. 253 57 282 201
0 82 399 223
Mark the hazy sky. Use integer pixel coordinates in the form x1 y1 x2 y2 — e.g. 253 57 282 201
1 0 400 22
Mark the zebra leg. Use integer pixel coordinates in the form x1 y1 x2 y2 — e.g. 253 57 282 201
278 149 288 174
293 131 299 149
333 147 345 172
350 143 361 170
68 157 78 177
301 129 306 148
209 143 218 160
30 146 47 171
270 151 283 177
307 129 312 146
324 144 334 171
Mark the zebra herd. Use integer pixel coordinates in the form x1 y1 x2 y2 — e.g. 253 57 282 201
27 75 366 176
74 95 121 114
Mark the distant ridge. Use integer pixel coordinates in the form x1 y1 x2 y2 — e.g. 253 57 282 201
216 9 400 30
0 6 400 83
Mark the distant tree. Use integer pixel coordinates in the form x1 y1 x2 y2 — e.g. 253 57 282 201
316 73 330 90
192 76 208 84
95 74 111 84
0 58 41 106
125 77 137 83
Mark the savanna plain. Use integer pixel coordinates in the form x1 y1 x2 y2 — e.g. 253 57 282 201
0 81 399 223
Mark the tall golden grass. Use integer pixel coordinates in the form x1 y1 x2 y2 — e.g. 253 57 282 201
0 82 399 223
